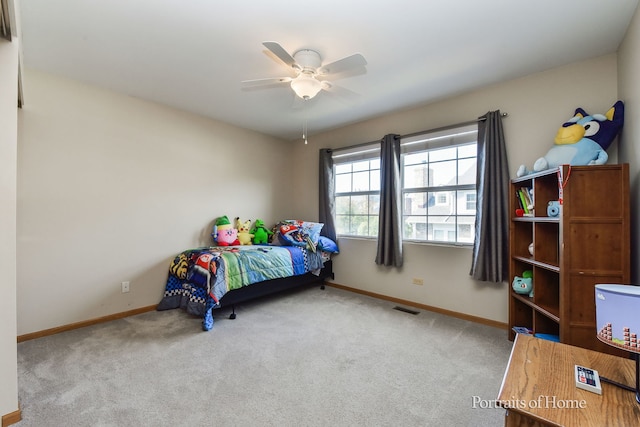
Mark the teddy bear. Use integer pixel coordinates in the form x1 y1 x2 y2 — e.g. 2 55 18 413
517 101 624 177
213 215 240 246
235 217 254 245
250 219 273 244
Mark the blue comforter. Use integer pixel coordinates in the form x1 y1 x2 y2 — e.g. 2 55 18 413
157 245 324 330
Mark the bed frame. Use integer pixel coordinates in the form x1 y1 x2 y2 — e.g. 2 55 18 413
216 260 333 319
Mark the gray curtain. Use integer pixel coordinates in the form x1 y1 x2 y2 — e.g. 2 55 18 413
318 148 337 241
375 134 403 267
470 111 510 282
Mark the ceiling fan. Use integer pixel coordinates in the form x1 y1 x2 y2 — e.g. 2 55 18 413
242 41 367 101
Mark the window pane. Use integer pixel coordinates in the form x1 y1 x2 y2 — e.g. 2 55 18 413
336 215 350 235
335 164 351 174
352 171 370 192
429 147 457 162
404 215 427 240
350 195 368 215
404 152 428 166
368 216 379 236
457 217 475 244
458 158 476 185
430 191 455 214
352 160 369 172
370 170 380 191
403 164 429 188
430 160 457 186
335 174 352 193
351 215 369 235
336 196 350 215
429 216 454 242
458 143 476 158
458 190 476 214
403 192 427 215
368 195 380 215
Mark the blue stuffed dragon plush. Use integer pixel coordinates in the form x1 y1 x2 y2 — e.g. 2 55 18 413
517 101 624 177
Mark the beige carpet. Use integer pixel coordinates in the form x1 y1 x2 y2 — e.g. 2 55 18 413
16 285 513 426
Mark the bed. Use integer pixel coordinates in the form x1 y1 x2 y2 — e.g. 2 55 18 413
157 244 334 330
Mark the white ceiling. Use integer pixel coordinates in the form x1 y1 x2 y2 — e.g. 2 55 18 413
18 0 639 141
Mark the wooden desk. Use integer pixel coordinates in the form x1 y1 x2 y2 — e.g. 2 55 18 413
497 334 640 426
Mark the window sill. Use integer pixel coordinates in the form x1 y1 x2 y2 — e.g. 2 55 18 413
403 239 473 249
336 235 473 249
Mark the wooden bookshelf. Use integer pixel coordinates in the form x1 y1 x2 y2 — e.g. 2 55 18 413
508 164 630 355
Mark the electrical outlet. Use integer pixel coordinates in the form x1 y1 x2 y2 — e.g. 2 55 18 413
121 281 130 293
412 278 424 286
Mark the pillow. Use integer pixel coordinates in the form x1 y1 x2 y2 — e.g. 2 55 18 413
275 220 324 248
317 236 339 253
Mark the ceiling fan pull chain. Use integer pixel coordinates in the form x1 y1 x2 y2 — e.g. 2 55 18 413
303 117 308 145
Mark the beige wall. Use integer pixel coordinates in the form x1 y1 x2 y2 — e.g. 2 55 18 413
17 70 292 335
0 37 20 419
7 5 638 422
291 54 619 324
618 4 640 282
14 42 628 333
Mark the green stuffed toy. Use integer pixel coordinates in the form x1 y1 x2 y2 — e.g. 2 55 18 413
251 219 273 244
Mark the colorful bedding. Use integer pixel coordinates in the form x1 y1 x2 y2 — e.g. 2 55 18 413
157 245 326 330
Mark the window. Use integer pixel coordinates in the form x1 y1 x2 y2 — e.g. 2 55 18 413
333 143 380 237
401 123 478 245
332 123 477 245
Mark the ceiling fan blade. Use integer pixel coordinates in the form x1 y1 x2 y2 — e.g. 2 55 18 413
241 77 292 87
262 41 297 68
318 53 367 76
321 81 360 103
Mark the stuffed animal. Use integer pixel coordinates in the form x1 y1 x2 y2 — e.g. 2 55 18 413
235 217 254 245
213 215 240 246
517 101 624 177
251 219 273 244
512 270 534 297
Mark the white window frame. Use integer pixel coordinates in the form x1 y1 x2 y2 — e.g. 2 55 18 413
331 123 478 245
332 143 381 238
400 123 478 246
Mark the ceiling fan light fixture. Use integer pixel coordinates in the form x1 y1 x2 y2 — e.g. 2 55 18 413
290 74 322 100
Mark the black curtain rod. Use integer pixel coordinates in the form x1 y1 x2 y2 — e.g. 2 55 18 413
479 112 509 120
397 111 508 140
331 111 508 153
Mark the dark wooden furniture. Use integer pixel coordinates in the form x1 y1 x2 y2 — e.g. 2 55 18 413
497 334 640 426
508 164 630 355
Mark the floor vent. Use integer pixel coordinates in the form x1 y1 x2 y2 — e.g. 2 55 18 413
393 306 420 315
